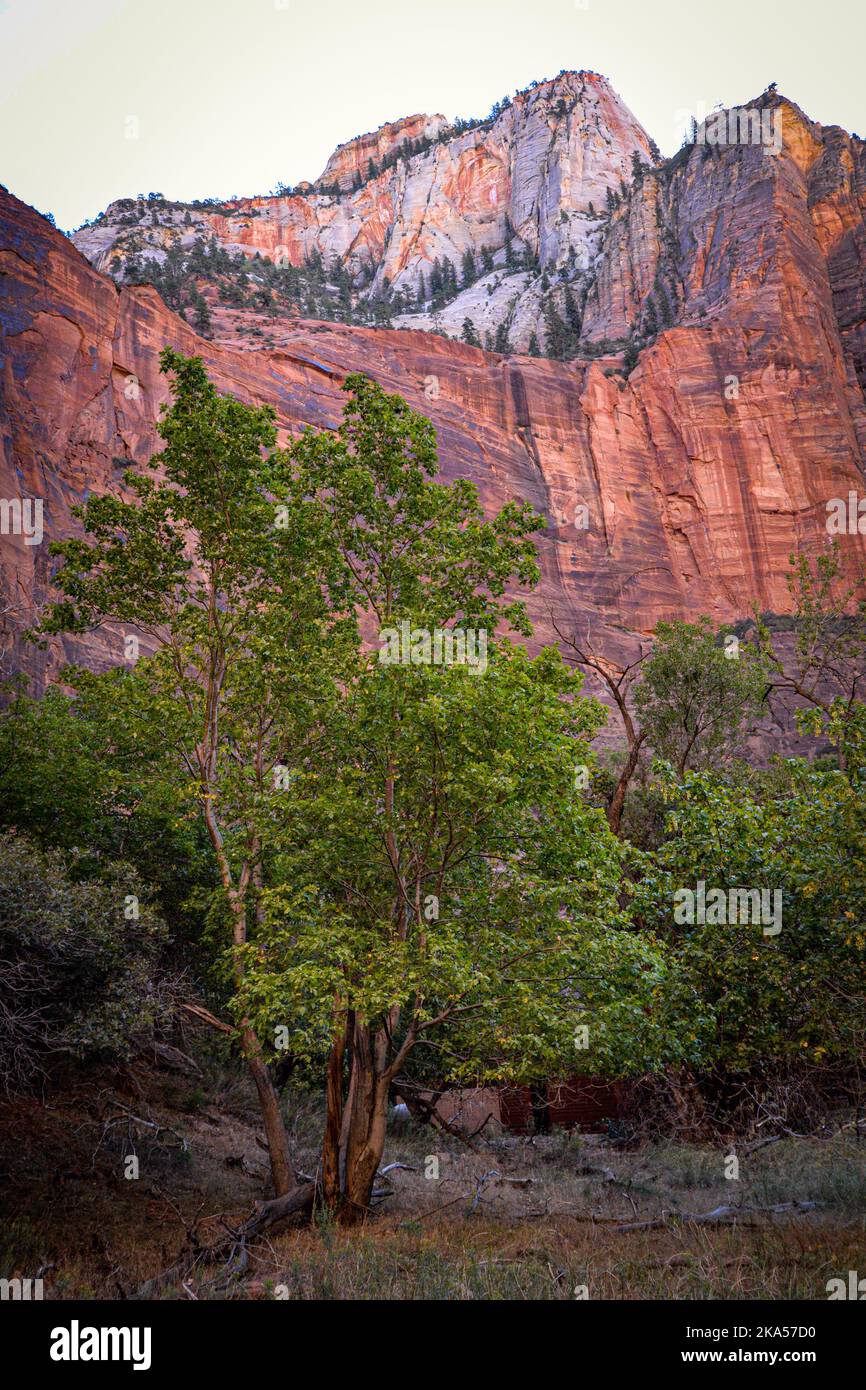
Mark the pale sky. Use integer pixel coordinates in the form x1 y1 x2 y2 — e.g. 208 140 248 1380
1 0 864 232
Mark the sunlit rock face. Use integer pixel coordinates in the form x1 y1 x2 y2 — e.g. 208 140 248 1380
72 71 653 344
314 113 452 193
3 78 866 748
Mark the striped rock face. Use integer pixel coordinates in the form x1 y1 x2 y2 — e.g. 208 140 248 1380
72 71 652 345
3 79 866 742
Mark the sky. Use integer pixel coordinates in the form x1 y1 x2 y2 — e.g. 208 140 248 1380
1 0 865 232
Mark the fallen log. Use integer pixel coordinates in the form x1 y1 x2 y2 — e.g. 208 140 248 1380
614 1200 818 1233
236 1182 317 1239
742 1135 784 1156
575 1162 617 1182
149 1041 203 1076
136 1181 317 1296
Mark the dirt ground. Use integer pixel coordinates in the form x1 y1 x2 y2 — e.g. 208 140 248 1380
1 1058 864 1300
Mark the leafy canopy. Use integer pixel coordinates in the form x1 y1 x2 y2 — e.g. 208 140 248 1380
633 617 766 775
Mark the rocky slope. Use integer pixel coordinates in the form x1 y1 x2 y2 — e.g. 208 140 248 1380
72 71 653 351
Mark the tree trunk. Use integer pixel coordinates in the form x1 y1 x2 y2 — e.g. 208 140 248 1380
200 799 297 1201
338 1023 390 1224
343 1093 389 1223
530 1081 551 1134
238 1182 316 1238
241 1023 296 1198
607 729 647 835
322 1008 348 1210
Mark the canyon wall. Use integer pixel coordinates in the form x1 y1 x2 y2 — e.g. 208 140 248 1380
3 152 866 714
2 74 866 748
72 72 651 325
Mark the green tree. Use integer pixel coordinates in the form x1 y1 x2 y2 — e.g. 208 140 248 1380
622 338 640 375
564 285 581 334
0 682 211 939
460 316 480 346
461 248 476 287
248 644 679 1219
192 290 212 337
655 279 675 328
38 349 347 1198
37 357 685 1225
642 297 659 337
429 258 444 304
257 373 678 1218
754 547 866 752
633 618 766 777
556 617 766 834
542 295 568 359
504 215 516 268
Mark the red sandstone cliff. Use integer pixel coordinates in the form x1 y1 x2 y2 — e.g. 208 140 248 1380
3 78 866 706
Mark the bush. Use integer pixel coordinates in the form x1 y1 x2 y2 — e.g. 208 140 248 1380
0 831 172 1093
632 763 866 1073
0 683 214 953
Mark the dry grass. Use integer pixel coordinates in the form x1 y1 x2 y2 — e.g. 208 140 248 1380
1 1061 864 1300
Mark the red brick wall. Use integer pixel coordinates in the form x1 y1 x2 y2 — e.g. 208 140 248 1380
499 1077 623 1133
